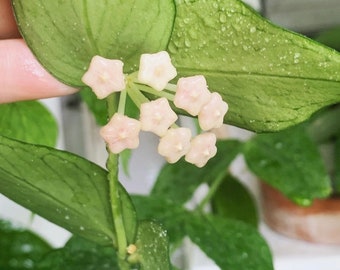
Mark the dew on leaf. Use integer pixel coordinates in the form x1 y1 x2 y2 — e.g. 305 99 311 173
249 26 256 33
219 13 227 23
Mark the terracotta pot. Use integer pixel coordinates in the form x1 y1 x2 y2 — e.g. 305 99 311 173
260 182 340 244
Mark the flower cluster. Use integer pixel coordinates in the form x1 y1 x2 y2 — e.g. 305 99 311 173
82 51 228 167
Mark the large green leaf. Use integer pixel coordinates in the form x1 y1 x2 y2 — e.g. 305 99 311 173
132 195 188 246
152 140 242 204
37 236 118 270
0 135 136 246
211 174 258 227
0 101 57 147
169 0 340 132
132 221 171 270
13 0 175 86
0 220 52 269
186 215 274 270
244 124 332 205
315 26 340 51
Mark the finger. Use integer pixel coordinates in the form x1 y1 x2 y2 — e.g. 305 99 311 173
0 0 20 39
0 39 78 104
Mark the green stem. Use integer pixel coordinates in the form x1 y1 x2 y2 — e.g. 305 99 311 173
137 84 175 101
127 82 150 108
118 90 127 114
196 172 227 213
106 94 129 269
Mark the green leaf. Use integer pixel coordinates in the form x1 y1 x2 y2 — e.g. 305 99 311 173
186 215 274 270
132 195 187 246
80 87 107 126
0 101 57 147
333 137 340 193
307 104 340 143
131 221 171 270
211 174 258 227
169 0 340 132
0 220 52 269
13 0 175 86
152 140 242 204
37 236 118 270
244 124 332 205
80 87 141 127
0 135 137 246
315 26 340 51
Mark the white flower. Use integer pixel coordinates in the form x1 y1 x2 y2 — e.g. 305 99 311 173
174 75 211 116
185 132 217 168
158 128 192 163
138 51 177 91
198 92 229 131
100 113 141 154
82 55 126 99
140 97 178 136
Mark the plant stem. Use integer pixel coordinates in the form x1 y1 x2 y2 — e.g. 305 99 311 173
196 172 226 213
106 94 129 269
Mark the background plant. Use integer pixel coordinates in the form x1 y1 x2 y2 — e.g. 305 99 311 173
1 0 340 269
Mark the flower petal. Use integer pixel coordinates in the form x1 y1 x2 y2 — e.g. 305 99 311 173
100 113 141 153
82 55 126 99
185 132 217 168
140 97 178 136
158 127 192 163
138 51 177 91
198 92 229 131
174 75 211 116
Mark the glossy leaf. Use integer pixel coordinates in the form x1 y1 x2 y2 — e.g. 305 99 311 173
0 135 137 246
133 221 171 270
307 104 340 144
186 215 274 270
0 101 57 147
315 26 340 51
0 220 52 269
169 0 340 132
132 195 187 246
80 87 107 126
37 236 118 270
211 174 258 227
152 140 243 204
13 0 175 86
244 124 332 205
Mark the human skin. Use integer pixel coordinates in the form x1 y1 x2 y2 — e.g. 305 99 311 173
0 0 78 104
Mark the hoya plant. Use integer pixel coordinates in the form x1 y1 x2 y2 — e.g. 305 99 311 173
1 1 340 269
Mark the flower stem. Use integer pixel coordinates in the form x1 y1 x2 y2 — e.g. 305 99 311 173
137 83 175 101
106 94 129 269
118 90 127 115
196 171 227 213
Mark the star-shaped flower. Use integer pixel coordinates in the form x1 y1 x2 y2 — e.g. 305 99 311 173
198 92 229 131
139 97 178 136
100 113 141 154
174 75 211 116
185 132 217 168
82 55 126 99
158 127 192 163
138 51 177 91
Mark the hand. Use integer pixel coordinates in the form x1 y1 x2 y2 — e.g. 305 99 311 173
0 0 78 104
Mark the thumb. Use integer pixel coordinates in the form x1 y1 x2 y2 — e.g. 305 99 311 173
0 39 78 104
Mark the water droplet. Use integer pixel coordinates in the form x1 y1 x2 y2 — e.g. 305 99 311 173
219 13 227 23
80 226 85 231
184 38 191 48
275 142 283 149
249 26 256 33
